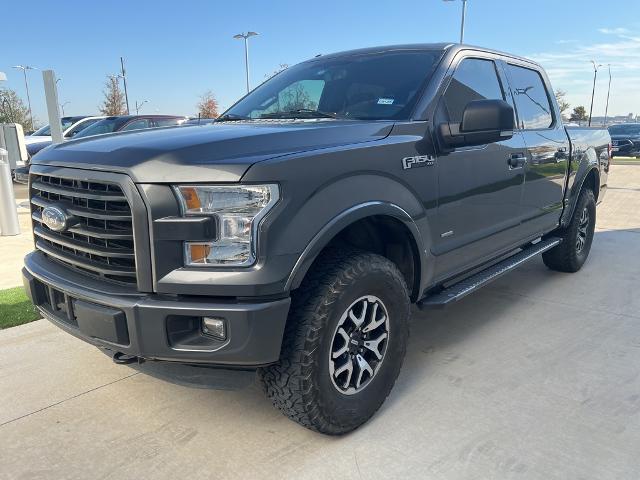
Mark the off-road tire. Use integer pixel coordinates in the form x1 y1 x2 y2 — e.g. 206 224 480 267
543 188 596 272
259 248 410 435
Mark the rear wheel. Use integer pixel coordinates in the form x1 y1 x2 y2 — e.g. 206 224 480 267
543 188 596 272
259 248 410 434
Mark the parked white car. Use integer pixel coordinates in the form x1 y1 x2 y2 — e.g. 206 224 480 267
24 115 105 145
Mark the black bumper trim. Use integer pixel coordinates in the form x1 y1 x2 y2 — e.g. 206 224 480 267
23 252 291 366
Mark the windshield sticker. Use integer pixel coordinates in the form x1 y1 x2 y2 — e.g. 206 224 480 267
377 98 395 105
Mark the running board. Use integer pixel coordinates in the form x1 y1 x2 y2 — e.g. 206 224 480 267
417 237 561 309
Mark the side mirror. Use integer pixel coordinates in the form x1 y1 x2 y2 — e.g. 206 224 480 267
439 99 515 149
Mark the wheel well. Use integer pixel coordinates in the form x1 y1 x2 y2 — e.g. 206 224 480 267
583 168 599 201
318 215 421 300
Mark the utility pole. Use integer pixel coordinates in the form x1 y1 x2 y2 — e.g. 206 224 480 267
120 57 130 115
233 32 259 93
588 60 602 127
603 64 612 126
11 65 36 131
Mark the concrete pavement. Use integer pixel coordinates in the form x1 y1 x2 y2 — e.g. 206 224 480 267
0 182 33 289
1 166 639 479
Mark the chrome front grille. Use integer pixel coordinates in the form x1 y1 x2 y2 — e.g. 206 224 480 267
30 174 137 284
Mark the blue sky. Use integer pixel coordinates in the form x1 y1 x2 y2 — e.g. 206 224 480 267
2 0 639 124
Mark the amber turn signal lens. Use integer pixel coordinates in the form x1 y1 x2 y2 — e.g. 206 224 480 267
188 244 211 263
181 187 201 211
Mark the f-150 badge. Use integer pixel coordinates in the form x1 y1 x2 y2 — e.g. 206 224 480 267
401 155 435 170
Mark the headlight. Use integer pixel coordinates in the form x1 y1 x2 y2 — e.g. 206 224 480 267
174 184 279 266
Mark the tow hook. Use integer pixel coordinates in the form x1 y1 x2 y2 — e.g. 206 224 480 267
112 352 145 365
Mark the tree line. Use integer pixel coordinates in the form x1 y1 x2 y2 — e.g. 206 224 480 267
100 74 220 119
0 76 222 130
555 90 588 122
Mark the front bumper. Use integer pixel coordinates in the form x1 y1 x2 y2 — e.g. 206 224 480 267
23 252 290 367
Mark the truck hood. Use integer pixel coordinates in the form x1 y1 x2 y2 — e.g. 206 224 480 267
32 120 394 183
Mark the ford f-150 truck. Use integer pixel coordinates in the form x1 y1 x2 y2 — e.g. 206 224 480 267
23 43 610 434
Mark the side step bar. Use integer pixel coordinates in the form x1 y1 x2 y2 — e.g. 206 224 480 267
417 237 561 309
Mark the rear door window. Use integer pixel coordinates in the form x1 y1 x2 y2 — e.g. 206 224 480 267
154 118 183 127
506 64 554 129
121 119 152 131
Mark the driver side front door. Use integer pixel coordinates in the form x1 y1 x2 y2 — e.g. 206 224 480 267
432 56 528 279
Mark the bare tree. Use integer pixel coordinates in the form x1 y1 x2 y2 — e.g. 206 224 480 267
265 64 289 80
197 91 219 119
0 87 31 129
99 76 127 116
555 90 570 116
281 83 316 111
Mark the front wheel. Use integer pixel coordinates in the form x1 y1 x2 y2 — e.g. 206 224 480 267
543 188 596 272
259 248 410 434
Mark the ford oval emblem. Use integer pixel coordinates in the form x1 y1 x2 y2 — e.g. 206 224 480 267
41 206 69 232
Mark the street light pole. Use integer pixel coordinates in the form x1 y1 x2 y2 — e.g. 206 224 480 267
135 100 148 114
120 57 130 115
444 0 467 43
12 65 36 131
233 32 259 93
60 101 70 116
588 60 602 127
603 64 612 126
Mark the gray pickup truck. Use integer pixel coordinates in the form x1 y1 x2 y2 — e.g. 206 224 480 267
23 43 610 434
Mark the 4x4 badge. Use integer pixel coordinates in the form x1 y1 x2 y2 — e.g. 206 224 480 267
402 155 435 170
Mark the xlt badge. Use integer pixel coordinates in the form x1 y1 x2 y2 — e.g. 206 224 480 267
402 155 435 170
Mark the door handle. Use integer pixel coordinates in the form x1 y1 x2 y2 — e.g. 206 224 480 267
508 153 527 168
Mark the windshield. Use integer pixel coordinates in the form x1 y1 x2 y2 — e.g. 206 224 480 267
73 118 125 138
64 118 101 138
608 124 640 135
31 125 50 136
224 50 442 121
31 118 77 136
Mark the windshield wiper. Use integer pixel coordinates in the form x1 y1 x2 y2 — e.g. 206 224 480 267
216 113 251 122
260 109 340 119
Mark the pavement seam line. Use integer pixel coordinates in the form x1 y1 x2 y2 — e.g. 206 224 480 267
0 371 140 428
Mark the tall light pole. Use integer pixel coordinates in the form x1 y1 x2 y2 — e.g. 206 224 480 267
444 0 468 43
120 57 130 115
603 64 612 126
233 31 259 93
135 99 148 114
588 60 602 127
60 101 70 116
12 65 36 131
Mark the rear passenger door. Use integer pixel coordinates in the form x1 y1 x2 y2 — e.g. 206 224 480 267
432 55 529 277
503 62 569 236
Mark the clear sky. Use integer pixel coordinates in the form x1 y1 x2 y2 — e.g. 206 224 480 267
2 0 639 124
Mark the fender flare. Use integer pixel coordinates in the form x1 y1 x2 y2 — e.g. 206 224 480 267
284 201 427 293
561 165 600 228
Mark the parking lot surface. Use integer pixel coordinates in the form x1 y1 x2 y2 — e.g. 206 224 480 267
1 165 639 480
0 183 33 289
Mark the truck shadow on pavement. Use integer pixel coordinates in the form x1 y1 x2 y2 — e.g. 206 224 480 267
110 228 639 428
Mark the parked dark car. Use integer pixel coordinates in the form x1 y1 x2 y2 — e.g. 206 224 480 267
24 43 610 434
608 123 640 158
72 115 187 139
